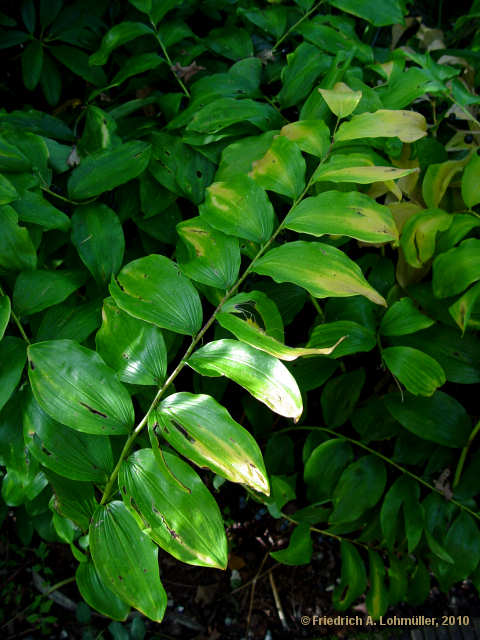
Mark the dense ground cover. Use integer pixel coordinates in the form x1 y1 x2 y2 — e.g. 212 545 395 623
1 0 480 637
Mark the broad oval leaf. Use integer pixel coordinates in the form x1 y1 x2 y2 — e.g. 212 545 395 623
336 109 427 143
0 294 11 341
0 337 26 412
280 120 330 158
304 439 353 502
270 523 313 566
319 82 362 118
382 346 445 396
433 238 480 298
199 175 274 243
89 22 154 66
422 159 467 209
71 204 125 286
385 391 471 448
401 209 452 268
0 205 37 271
90 501 167 622
110 254 203 336
76 561 130 622
462 153 480 209
307 320 376 358
366 549 389 620
96 297 167 386
187 340 303 421
329 0 404 26
216 311 342 361
380 298 434 336
13 269 87 317
23 392 114 482
312 160 416 184
332 541 367 610
68 141 151 200
284 191 398 243
252 241 386 306
28 339 134 435
249 135 306 200
176 217 240 289
120 448 228 568
380 476 423 553
330 455 387 524
152 391 270 494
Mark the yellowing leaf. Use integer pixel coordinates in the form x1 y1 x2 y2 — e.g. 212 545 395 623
336 109 427 143
319 82 362 118
280 120 330 157
422 158 468 209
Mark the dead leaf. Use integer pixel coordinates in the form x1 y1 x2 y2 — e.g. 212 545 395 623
171 61 205 83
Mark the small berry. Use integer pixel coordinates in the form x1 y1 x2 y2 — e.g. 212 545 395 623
464 134 474 144
448 113 456 122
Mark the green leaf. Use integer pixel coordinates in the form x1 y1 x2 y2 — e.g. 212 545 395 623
0 337 26 412
22 41 43 91
222 291 284 342
238 6 287 38
380 298 434 336
176 217 240 290
40 53 61 106
207 27 253 61
216 132 277 181
89 22 154 66
90 501 167 622
76 561 130 622
99 53 164 95
13 269 86 317
109 255 202 336
250 136 306 200
252 241 386 306
433 238 480 298
462 153 480 208
120 448 228 569
68 141 151 200
270 523 313 566
278 43 332 108
366 550 389 620
449 281 480 333
187 340 303 421
330 455 386 524
380 476 423 552
321 369 365 427
51 45 107 87
36 299 101 343
329 0 404 26
199 175 274 244
71 204 125 286
0 205 36 271
0 174 18 204
23 391 113 483
280 120 330 158
186 98 281 135
307 320 376 358
385 391 471 448
153 391 270 494
96 297 167 386
28 339 134 436
312 156 416 184
304 439 353 502
46 470 97 530
12 190 70 231
216 312 342 361
332 541 367 610
401 209 452 268
284 191 398 243
0 294 10 341
433 512 480 591
336 109 427 143
422 159 467 209
382 346 445 396
319 82 362 118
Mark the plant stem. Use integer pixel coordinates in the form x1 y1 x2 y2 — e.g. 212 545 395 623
150 21 190 98
277 425 480 522
100 134 336 505
0 284 31 345
272 0 325 52
453 419 480 488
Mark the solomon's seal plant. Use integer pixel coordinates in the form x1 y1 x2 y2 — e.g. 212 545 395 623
1 0 480 624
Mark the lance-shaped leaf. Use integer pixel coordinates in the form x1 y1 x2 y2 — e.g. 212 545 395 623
433 238 480 298
13 269 87 317
284 191 398 243
0 174 18 204
120 448 228 568
385 391 471 448
270 523 312 566
0 337 26 413
28 339 134 435
90 501 167 622
336 109 427 143
462 153 480 209
380 476 423 553
249 135 306 200
199 175 274 243
96 297 167 386
307 320 376 358
332 541 367 610
152 391 270 494
382 346 445 397
76 561 130 622
68 141 151 200
319 82 362 118
280 120 330 158
423 159 467 209
401 209 452 268
0 294 10 341
217 311 342 361
176 217 240 289
110 255 202 336
187 340 303 421
312 157 416 184
449 281 480 332
252 241 386 306
71 204 125 286
0 205 37 271
380 298 434 336
366 550 389 620
222 291 284 341
23 392 113 483
89 22 154 65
